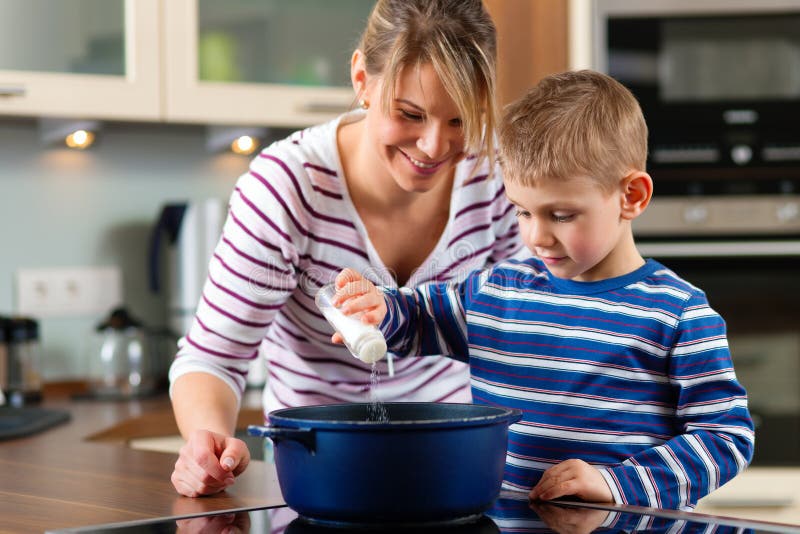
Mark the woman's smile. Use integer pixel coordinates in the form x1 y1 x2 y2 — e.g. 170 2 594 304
399 149 447 175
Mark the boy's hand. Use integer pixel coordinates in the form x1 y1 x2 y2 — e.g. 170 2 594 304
529 459 613 503
330 268 388 344
529 502 609 534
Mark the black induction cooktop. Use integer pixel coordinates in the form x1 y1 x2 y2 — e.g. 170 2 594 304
46 493 800 534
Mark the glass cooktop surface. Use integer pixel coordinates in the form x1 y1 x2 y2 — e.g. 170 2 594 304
48 492 800 534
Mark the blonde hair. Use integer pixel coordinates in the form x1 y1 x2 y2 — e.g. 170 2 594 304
499 70 648 192
358 0 498 164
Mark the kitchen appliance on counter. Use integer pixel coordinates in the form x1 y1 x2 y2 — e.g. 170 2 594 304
0 316 42 406
1 316 70 435
149 199 224 338
148 198 267 388
45 493 800 533
85 307 165 399
0 318 6 400
593 0 800 240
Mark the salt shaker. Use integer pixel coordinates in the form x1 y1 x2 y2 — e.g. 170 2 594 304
315 283 387 364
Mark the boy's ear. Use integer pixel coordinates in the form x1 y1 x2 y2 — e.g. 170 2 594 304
619 171 653 220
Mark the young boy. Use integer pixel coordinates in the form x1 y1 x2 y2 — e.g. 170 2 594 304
331 70 754 510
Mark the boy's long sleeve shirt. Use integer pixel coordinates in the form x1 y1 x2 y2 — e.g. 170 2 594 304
380 258 754 510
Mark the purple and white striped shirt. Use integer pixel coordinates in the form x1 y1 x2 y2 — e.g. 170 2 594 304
169 111 523 416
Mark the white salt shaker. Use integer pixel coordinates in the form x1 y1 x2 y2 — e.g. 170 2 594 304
315 283 387 365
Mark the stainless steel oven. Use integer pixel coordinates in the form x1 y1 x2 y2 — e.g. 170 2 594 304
634 249 800 466
593 0 800 465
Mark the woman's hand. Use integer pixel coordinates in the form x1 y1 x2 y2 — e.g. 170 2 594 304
529 459 613 503
175 511 251 534
330 268 388 344
171 429 251 497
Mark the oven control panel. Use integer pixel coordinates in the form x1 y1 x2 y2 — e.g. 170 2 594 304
634 196 800 237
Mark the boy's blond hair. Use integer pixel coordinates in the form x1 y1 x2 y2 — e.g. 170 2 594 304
359 0 497 164
499 70 648 192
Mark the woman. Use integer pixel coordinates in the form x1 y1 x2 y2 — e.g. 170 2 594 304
170 0 522 497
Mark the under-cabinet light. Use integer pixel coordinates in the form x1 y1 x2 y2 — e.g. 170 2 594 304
231 135 257 155
39 119 100 150
65 129 96 149
206 125 266 155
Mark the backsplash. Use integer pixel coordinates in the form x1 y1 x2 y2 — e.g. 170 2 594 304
0 118 277 380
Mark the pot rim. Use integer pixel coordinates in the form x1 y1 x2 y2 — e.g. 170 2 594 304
267 402 523 430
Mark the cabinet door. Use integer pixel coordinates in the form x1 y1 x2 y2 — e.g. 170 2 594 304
484 0 569 106
0 0 160 120
164 0 375 127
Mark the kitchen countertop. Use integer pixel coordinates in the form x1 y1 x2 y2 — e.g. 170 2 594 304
0 389 283 534
4 388 800 533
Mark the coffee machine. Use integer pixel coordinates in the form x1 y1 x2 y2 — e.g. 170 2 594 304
0 316 42 406
148 199 266 388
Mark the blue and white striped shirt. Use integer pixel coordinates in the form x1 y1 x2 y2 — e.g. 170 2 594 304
381 257 754 510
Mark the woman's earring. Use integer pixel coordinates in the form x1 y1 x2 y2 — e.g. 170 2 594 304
358 99 369 110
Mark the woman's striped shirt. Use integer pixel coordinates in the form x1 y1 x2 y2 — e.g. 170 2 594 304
168 110 523 415
381 257 755 510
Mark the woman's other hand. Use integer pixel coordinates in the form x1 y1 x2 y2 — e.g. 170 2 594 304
330 268 388 344
529 459 613 503
171 429 251 497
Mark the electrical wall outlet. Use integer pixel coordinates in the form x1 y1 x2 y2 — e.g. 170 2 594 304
15 267 123 318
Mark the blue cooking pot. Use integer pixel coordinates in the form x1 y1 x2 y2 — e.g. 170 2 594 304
248 402 522 527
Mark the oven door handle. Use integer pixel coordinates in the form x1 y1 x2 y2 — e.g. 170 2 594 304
638 240 800 258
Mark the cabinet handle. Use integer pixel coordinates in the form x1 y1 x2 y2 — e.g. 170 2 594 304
297 101 351 114
0 86 26 97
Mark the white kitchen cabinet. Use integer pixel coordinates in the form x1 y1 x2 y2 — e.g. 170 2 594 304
0 0 161 121
0 1 569 128
163 0 375 127
0 0 374 127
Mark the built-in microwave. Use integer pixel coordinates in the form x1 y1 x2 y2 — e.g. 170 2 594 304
593 0 800 238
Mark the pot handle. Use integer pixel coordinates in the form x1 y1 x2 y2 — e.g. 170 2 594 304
247 425 316 452
507 409 524 425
